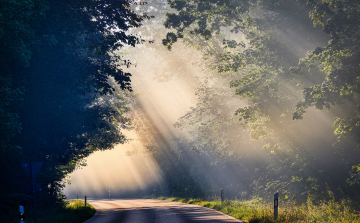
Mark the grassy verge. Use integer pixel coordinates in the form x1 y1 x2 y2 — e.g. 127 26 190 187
34 200 95 223
3 198 96 223
158 196 360 223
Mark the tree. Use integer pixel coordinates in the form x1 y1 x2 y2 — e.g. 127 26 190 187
0 0 146 220
293 0 360 187
162 0 360 201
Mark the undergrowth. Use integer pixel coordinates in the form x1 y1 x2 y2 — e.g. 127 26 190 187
158 195 360 223
15 199 95 223
39 200 95 223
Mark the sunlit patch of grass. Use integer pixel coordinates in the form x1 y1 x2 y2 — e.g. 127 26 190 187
157 196 360 223
66 199 95 211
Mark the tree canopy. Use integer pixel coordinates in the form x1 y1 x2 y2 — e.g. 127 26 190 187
159 0 360 201
0 0 146 220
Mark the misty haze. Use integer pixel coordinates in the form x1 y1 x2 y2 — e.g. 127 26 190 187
2 0 360 222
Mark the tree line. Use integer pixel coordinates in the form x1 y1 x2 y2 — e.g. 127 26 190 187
0 0 146 221
149 0 360 203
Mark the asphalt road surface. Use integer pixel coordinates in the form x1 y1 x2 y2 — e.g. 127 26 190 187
84 199 244 223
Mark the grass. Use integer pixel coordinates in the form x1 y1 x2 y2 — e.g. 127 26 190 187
157 196 360 223
42 199 95 223
18 199 96 223
3 198 96 223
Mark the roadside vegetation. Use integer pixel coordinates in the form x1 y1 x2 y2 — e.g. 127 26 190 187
55 200 96 223
0 0 142 221
158 195 360 223
15 200 95 223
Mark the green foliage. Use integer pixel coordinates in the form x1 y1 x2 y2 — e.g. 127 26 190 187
1 193 95 223
0 0 146 220
0 74 22 155
37 200 95 223
163 0 252 49
162 32 178 50
163 0 360 202
159 196 360 223
167 0 319 142
292 0 360 185
0 0 48 66
293 0 360 114
46 200 95 223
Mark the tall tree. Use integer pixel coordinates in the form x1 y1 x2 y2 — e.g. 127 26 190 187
292 0 360 187
0 0 146 220
162 0 360 201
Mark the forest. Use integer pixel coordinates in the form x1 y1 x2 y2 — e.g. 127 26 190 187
1 0 360 222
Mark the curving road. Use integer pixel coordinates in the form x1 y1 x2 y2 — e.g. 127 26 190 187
84 199 244 223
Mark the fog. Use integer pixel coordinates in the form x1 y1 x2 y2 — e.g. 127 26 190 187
63 130 162 198
64 0 360 202
63 5 204 197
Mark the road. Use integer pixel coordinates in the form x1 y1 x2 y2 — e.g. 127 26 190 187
84 199 244 223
